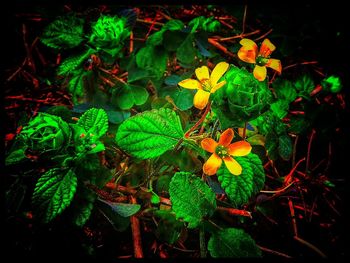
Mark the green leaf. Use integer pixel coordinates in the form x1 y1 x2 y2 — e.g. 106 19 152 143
160 87 194 111
288 116 310 134
265 131 279 160
97 202 130 231
150 194 161 205
77 108 108 139
169 172 216 228
46 105 72 123
67 70 89 104
41 15 84 49
116 108 184 159
5 149 27 165
164 75 182 86
295 75 315 97
273 79 297 103
176 34 197 64
163 31 187 52
32 168 77 222
217 153 265 206
98 199 141 217
208 228 262 258
154 210 184 244
270 100 289 119
163 19 185 31
74 202 94 227
146 31 164 46
113 83 149 110
189 16 220 32
278 134 292 160
106 110 130 124
136 45 167 79
58 49 94 76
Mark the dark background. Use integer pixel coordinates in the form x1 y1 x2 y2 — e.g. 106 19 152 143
2 1 348 260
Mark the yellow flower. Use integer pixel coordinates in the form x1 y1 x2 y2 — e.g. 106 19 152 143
238 38 282 81
201 128 252 176
178 62 229 110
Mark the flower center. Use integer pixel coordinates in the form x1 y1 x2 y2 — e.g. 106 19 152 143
215 145 229 158
200 78 212 92
256 55 269 66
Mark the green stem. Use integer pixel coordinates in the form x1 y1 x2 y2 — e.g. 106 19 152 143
199 225 207 258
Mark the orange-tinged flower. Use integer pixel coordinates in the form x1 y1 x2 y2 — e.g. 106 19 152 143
201 128 252 176
238 38 282 81
178 62 229 110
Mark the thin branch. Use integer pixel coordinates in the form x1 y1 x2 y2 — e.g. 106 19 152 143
208 38 236 57
130 196 144 258
257 245 292 258
199 225 207 258
185 101 211 138
294 236 327 258
306 129 316 173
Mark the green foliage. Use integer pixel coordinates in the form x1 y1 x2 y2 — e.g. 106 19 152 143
295 74 315 98
32 168 78 222
112 83 149 110
71 186 96 227
270 100 289 119
136 45 168 79
5 148 26 165
77 108 109 139
278 134 293 160
169 172 217 228
20 113 71 153
58 49 94 76
116 108 184 159
273 79 297 103
322 75 342 93
41 15 84 49
208 228 262 258
98 199 141 217
217 153 265 206
188 16 221 32
67 70 91 104
212 65 273 128
176 34 197 65
154 210 184 244
89 15 130 56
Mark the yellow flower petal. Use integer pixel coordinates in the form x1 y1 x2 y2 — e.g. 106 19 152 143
178 79 201 90
203 153 222 175
193 89 210 110
240 39 258 50
259 39 276 57
223 156 242 175
218 128 234 147
253 65 267 81
211 80 226 94
227 141 252 156
266 58 282 74
210 62 229 86
238 39 258 63
201 138 218 153
195 66 210 82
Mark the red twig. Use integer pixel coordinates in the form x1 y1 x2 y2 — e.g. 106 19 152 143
185 102 211 138
306 129 316 173
217 207 252 218
283 61 318 71
216 30 260 42
254 29 273 42
130 195 144 258
208 38 235 57
257 245 292 258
